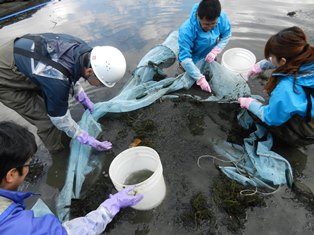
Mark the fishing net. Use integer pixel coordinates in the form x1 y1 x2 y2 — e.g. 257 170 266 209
51 31 292 221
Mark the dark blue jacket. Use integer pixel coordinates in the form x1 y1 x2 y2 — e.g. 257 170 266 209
13 33 92 117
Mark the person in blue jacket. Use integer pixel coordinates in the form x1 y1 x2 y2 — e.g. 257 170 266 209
239 26 314 146
178 0 231 93
0 33 126 153
0 121 143 235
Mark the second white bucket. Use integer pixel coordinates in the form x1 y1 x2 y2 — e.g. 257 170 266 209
221 48 256 80
109 146 166 210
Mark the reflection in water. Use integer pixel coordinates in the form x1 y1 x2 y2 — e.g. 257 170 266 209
1 0 313 65
1 1 313 59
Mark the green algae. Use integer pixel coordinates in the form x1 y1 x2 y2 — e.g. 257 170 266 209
212 174 266 232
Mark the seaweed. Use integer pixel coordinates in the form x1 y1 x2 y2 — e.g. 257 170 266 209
212 174 266 232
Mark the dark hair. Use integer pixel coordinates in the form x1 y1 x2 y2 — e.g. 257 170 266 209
0 122 37 181
81 52 91 68
264 26 314 94
197 0 221 21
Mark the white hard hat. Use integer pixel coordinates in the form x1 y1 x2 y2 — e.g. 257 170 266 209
90 46 126 87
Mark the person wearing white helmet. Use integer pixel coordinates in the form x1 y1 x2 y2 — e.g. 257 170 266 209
90 46 126 87
0 33 126 153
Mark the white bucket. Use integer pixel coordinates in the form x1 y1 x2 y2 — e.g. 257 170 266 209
221 48 256 80
109 146 166 210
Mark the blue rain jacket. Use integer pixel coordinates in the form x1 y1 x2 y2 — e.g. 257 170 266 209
178 3 231 64
249 62 314 125
0 188 67 235
14 33 92 117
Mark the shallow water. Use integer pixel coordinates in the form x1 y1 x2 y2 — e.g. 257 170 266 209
124 169 154 185
1 0 314 234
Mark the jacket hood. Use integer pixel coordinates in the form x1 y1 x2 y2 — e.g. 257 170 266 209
274 62 314 88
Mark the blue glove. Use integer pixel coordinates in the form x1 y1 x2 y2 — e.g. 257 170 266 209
101 187 144 217
76 131 112 151
75 90 94 113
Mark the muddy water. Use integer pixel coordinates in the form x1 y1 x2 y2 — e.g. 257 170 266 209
1 0 314 234
124 170 154 185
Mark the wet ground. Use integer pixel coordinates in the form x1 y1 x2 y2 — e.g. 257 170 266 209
1 0 314 234
69 95 268 234
67 89 314 235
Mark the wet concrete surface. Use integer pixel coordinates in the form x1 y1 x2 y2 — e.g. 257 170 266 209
69 89 314 234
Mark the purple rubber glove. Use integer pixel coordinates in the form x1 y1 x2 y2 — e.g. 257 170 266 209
75 90 94 113
238 97 256 109
247 62 263 78
101 186 144 217
205 46 222 63
196 76 211 93
76 131 112 151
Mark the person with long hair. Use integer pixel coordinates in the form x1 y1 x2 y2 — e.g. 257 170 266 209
238 26 314 146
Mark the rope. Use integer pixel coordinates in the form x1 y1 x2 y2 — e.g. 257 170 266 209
197 154 236 169
196 153 282 196
239 185 282 196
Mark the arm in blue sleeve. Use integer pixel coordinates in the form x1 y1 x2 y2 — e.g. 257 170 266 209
249 82 297 126
260 84 299 126
178 18 204 80
62 206 113 235
216 12 232 51
248 100 265 122
181 58 203 81
178 22 195 63
216 32 231 51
